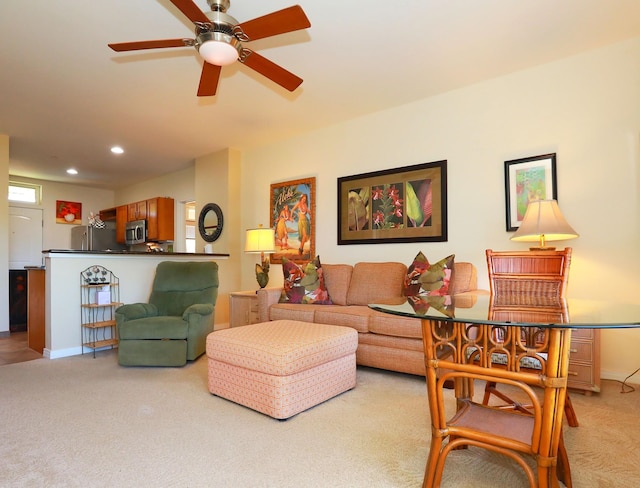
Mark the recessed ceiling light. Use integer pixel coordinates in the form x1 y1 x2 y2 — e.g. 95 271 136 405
67 168 78 175
111 146 124 155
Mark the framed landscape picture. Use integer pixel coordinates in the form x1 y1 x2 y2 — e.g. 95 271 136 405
504 153 557 231
337 160 448 245
269 177 316 264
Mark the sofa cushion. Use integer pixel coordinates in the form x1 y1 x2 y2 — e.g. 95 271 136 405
322 264 353 306
346 262 407 306
450 262 477 294
368 310 423 339
314 305 374 333
404 252 455 296
279 256 333 305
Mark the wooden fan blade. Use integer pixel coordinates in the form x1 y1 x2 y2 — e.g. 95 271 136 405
238 5 311 41
197 62 222 97
169 0 210 23
108 39 190 52
241 50 303 92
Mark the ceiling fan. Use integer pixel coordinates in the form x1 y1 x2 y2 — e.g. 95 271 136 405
108 0 311 97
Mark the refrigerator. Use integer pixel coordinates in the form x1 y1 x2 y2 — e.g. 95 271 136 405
71 221 127 251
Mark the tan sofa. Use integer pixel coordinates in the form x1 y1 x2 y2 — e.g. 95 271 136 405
257 261 488 376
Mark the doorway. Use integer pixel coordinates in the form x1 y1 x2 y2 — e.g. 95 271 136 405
9 206 44 268
7 206 44 339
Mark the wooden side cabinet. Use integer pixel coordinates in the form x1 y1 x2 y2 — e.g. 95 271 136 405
567 328 601 394
229 291 259 327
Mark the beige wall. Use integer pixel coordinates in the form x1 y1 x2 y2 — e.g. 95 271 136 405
240 37 640 381
0 135 9 335
9 176 116 250
194 148 242 327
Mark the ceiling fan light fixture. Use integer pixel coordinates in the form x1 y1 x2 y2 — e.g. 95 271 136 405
198 32 240 66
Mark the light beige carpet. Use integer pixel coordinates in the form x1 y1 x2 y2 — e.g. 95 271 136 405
0 350 638 487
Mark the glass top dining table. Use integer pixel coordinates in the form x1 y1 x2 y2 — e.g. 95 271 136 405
369 294 640 329
369 294 640 488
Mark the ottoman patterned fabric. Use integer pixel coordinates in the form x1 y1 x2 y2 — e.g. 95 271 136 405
206 320 358 419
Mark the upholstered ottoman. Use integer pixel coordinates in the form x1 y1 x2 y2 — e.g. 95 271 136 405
206 319 358 419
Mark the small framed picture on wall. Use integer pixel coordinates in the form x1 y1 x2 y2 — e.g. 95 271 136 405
504 153 557 231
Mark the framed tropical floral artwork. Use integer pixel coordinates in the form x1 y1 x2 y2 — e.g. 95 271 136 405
504 153 557 231
269 177 316 264
55 200 82 224
337 160 448 245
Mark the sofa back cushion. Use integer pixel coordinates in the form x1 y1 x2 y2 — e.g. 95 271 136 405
346 262 407 305
450 262 477 294
322 264 353 305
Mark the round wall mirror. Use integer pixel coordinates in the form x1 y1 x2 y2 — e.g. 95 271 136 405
198 203 224 242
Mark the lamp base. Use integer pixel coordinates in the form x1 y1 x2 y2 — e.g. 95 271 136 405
529 246 556 251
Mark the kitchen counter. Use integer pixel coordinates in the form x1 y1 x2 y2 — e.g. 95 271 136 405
42 251 230 359
44 249 229 257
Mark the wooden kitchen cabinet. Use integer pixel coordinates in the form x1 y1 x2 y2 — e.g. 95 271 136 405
98 207 117 221
146 197 174 242
115 205 127 244
128 200 147 221
108 197 174 244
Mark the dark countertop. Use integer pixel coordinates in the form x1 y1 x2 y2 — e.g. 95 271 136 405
43 249 230 257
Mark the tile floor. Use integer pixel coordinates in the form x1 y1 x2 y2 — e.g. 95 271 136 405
0 332 42 365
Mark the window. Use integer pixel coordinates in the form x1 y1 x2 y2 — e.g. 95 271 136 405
185 201 196 253
8 182 41 204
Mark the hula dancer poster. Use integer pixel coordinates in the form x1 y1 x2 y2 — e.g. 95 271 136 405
270 177 316 264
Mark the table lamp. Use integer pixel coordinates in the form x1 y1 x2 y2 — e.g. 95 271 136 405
510 199 579 250
245 224 275 288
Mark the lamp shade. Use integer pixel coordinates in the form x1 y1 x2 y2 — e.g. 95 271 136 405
245 226 275 254
511 199 579 249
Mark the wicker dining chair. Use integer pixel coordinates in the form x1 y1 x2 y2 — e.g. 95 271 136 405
421 308 573 487
483 247 579 427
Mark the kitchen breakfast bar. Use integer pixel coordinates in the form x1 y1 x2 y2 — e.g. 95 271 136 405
41 250 229 359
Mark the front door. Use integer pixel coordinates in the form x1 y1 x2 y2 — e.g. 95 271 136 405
9 206 43 269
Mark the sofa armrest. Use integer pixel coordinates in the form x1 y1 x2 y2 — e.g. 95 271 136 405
256 288 282 322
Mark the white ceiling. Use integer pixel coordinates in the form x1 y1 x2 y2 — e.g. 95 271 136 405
1 0 640 190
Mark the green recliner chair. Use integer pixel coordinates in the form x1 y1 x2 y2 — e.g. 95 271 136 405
116 261 219 367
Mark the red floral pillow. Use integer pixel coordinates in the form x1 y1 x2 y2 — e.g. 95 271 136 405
279 256 333 305
403 252 455 297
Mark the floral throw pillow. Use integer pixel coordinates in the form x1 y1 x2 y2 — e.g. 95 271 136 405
279 255 333 305
403 252 455 297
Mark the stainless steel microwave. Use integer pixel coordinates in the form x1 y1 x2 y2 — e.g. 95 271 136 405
125 219 146 245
